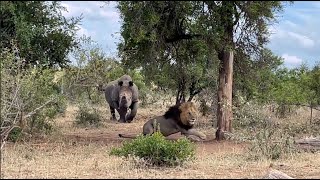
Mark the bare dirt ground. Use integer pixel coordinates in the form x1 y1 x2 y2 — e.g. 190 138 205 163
1 104 320 179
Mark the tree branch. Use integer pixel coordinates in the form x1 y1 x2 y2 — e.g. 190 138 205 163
291 104 320 112
23 98 56 119
165 34 202 43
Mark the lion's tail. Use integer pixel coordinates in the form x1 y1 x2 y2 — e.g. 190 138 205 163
118 134 137 139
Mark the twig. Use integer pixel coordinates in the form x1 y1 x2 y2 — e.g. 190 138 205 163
72 83 98 87
1 125 19 140
22 98 56 119
1 125 19 150
1 98 56 150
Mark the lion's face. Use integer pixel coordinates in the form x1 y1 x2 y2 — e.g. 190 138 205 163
179 102 198 126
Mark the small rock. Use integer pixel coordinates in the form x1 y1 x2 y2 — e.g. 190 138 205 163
263 169 294 179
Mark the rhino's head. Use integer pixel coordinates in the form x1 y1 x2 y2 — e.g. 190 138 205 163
118 80 133 108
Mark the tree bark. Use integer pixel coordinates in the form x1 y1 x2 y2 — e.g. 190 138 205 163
215 50 234 140
215 1 235 141
187 77 202 102
310 105 313 124
176 77 186 105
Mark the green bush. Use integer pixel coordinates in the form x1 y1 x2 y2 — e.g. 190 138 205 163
1 45 67 142
7 127 23 142
75 104 102 127
110 132 196 167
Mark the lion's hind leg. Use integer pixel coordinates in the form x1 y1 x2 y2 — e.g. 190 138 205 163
142 119 156 136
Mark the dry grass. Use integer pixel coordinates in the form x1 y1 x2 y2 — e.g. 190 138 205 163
1 103 320 179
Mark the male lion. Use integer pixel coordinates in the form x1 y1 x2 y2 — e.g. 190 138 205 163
119 102 207 141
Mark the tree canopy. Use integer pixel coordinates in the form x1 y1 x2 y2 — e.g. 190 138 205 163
0 1 81 68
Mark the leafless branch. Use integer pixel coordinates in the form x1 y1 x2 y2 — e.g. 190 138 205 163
23 98 56 120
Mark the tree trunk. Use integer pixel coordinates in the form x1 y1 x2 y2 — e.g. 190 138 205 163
310 105 313 124
215 50 234 140
176 89 186 105
187 90 201 102
176 78 186 105
187 94 195 102
187 78 202 102
86 87 92 100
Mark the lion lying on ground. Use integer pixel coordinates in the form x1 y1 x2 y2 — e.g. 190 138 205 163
118 101 207 141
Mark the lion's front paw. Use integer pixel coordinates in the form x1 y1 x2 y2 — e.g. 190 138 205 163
187 136 201 142
199 133 207 140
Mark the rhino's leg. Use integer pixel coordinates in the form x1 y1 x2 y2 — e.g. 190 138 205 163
117 107 127 123
109 106 117 121
126 102 138 123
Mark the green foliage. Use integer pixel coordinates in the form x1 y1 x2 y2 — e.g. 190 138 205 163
62 36 149 104
124 69 149 105
234 49 320 119
302 62 320 106
117 1 287 106
269 64 320 118
75 104 102 127
20 68 66 135
7 127 23 142
63 42 114 103
110 132 196 167
1 44 67 140
233 48 284 103
117 1 221 103
0 1 81 68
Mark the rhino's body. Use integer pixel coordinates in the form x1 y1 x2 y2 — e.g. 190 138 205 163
104 75 139 123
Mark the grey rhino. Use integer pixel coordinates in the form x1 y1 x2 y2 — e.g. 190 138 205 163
103 75 139 123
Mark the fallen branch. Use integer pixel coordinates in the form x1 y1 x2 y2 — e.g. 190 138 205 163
295 136 320 151
295 137 320 146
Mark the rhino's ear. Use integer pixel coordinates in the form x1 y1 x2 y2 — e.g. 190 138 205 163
129 81 133 86
118 81 123 86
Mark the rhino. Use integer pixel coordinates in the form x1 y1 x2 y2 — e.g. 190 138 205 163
101 75 139 123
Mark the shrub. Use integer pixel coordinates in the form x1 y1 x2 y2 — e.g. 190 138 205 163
231 97 298 160
282 120 320 138
199 99 210 117
247 127 297 160
7 127 23 142
110 132 196 167
1 44 67 144
233 100 272 134
74 104 102 127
